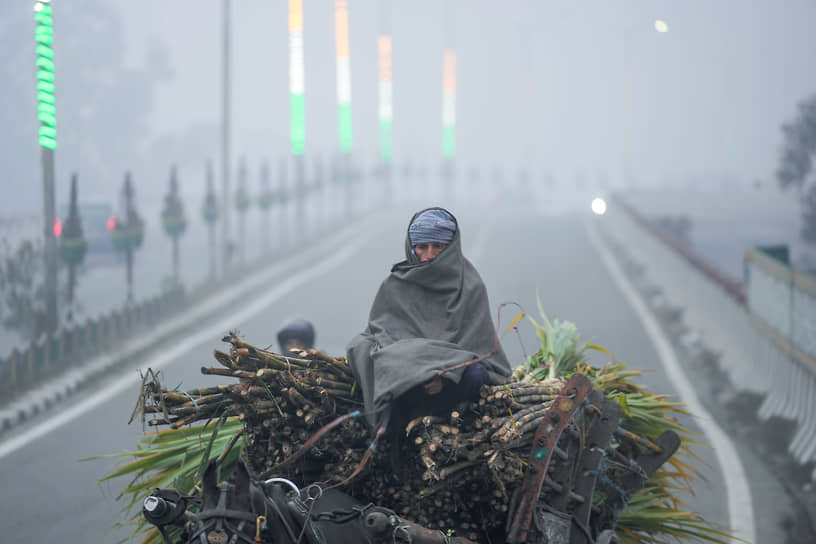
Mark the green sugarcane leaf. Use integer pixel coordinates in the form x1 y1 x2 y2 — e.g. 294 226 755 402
617 392 632 417
196 416 227 482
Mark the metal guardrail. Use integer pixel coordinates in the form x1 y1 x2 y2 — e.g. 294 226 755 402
744 248 816 466
0 168 402 408
607 193 816 477
745 248 816 367
0 288 185 399
613 196 746 304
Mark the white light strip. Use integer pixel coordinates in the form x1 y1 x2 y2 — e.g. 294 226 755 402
289 29 304 95
443 91 456 126
336 57 351 104
378 80 393 120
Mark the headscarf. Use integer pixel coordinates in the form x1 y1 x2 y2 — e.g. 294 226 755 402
346 207 512 429
408 209 456 246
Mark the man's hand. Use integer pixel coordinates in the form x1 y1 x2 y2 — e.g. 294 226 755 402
423 376 443 395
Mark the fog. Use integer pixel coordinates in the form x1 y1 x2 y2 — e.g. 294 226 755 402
3 4 816 541
2 0 816 214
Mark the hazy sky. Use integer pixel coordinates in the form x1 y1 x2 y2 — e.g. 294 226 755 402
115 1 816 183
4 1 816 212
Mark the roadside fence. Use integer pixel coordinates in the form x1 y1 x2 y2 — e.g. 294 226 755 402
0 286 185 399
607 193 816 478
0 161 413 407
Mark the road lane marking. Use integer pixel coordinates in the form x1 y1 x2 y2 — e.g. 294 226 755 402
586 218 756 544
0 229 376 461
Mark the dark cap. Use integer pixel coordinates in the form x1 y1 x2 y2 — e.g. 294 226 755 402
277 317 315 352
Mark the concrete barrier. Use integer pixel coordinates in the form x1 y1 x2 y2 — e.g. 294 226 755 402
0 284 186 400
606 194 816 477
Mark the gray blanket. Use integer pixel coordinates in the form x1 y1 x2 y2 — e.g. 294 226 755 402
346 208 512 429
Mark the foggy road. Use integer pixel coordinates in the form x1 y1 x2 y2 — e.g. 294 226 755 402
0 205 738 543
3 1 816 541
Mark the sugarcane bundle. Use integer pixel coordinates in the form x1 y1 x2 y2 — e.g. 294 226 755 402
131 343 561 539
133 333 372 484
102 311 739 544
131 334 563 538
341 379 570 540
137 334 359 428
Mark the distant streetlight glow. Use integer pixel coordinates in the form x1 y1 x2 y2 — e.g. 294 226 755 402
654 20 669 33
591 197 607 215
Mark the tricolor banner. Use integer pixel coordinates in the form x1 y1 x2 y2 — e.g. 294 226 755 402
289 0 305 155
378 35 392 162
442 49 456 159
335 0 353 153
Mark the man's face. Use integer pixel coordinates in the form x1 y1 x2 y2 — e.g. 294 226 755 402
284 339 306 352
414 242 447 262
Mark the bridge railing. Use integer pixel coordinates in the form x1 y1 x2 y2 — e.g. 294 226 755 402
745 248 816 364
0 287 185 401
0 164 407 411
606 193 816 477
744 248 816 466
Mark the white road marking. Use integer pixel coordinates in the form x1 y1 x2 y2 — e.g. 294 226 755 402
586 218 756 544
0 233 374 461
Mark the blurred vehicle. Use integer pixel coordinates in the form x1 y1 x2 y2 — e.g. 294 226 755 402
57 200 117 266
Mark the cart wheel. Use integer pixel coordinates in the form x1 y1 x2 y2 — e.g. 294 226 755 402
596 530 619 544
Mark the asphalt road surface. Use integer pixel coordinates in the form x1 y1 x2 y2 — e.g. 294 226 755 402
0 203 744 543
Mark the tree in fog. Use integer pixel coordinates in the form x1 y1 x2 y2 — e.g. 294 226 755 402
0 240 47 341
776 94 816 243
0 1 172 210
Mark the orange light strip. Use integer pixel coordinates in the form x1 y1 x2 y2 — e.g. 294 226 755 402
335 0 350 59
378 35 392 83
289 0 303 32
443 49 456 92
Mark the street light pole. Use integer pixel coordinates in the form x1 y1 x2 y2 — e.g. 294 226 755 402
41 146 57 332
34 0 58 333
220 0 232 276
441 1 456 204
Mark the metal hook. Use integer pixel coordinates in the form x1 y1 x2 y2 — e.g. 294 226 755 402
304 484 323 502
264 477 301 496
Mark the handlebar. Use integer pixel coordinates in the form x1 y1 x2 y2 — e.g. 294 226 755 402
142 493 195 527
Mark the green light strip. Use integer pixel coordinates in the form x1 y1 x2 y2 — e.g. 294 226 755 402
290 93 305 155
379 119 392 161
442 126 455 159
34 3 56 150
338 103 353 154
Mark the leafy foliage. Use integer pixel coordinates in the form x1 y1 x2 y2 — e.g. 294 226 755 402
510 297 601 382
513 302 743 544
0 239 47 340
82 417 245 544
802 184 816 244
776 93 816 244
